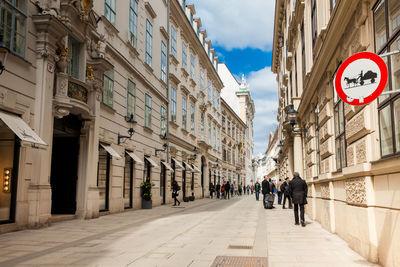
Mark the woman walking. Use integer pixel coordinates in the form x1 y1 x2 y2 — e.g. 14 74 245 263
209 183 215 199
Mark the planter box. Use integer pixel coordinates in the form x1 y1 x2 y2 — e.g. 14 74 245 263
142 199 152 209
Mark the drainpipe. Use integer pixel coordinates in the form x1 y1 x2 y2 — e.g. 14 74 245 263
166 0 171 166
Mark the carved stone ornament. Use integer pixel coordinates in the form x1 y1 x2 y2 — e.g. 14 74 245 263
320 183 330 199
345 177 367 205
35 0 61 16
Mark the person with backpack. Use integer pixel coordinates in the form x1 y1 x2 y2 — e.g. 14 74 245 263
254 180 261 201
281 177 292 209
172 180 181 206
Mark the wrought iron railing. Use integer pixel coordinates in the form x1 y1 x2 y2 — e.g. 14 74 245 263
68 80 88 103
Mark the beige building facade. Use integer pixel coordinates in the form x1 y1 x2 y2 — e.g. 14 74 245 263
273 0 400 266
220 98 247 187
0 0 224 233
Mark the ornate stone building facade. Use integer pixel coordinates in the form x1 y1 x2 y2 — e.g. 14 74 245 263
272 0 400 266
0 0 224 232
220 98 247 187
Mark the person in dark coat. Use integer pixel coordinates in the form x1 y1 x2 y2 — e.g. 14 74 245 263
289 172 308 226
254 180 261 201
216 182 221 199
281 177 292 209
225 181 231 199
172 180 181 206
209 183 215 199
262 176 273 208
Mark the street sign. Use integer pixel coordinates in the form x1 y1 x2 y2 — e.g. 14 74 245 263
334 52 388 105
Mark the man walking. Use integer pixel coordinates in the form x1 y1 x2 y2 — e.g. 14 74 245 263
254 180 261 201
281 177 292 209
289 172 308 227
262 176 273 208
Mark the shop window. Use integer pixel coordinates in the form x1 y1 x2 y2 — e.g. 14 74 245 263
0 121 18 223
97 146 110 211
123 154 133 209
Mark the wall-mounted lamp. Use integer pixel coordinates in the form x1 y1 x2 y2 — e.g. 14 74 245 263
3 168 11 192
155 143 168 156
287 104 307 133
0 38 10 76
118 114 135 144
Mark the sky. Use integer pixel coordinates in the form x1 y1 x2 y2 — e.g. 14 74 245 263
189 0 278 156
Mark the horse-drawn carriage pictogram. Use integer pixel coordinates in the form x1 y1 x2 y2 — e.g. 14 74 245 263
344 70 377 89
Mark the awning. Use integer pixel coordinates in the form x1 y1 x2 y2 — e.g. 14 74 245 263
184 163 194 172
126 151 143 164
100 144 122 159
193 165 201 173
161 161 174 172
172 158 185 169
145 157 159 168
0 111 47 148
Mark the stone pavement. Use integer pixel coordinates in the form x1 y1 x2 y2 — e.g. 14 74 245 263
0 195 378 267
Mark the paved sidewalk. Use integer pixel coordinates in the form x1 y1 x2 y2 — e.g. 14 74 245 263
0 195 378 267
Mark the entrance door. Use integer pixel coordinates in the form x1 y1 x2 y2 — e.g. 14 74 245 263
123 156 133 209
182 163 186 198
160 164 166 204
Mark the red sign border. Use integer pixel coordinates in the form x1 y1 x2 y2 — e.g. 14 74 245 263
334 52 388 106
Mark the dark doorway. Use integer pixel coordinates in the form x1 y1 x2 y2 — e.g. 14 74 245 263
160 163 166 204
182 163 187 198
51 115 81 214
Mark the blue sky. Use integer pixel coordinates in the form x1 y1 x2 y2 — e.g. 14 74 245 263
189 0 278 156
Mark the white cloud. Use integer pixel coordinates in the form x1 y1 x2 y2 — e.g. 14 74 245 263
189 0 275 51
247 67 278 156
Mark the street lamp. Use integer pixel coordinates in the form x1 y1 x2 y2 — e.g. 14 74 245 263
287 104 307 133
0 37 10 75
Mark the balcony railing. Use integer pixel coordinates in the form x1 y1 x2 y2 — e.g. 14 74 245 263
68 80 88 103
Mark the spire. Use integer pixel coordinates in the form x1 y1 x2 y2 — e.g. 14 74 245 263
239 74 249 91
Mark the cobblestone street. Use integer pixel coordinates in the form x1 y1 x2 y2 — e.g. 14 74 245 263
0 196 377 267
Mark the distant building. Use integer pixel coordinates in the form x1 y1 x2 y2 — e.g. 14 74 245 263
218 63 255 185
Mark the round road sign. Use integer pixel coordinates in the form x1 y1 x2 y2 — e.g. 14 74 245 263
334 52 388 105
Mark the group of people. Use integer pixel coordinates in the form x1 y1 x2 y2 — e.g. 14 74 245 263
209 181 255 199
254 172 308 227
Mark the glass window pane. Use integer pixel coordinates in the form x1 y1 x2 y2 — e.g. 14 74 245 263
335 139 341 170
15 0 27 12
340 136 346 168
378 51 390 103
334 106 339 136
394 98 400 152
379 105 394 156
390 36 400 91
339 102 344 134
374 0 386 51
388 0 400 36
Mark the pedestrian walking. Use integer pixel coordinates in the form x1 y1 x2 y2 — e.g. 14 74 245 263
281 177 292 209
230 184 234 197
172 180 181 206
234 183 238 196
238 183 242 195
209 183 215 199
216 182 221 199
277 178 283 205
254 180 261 201
246 185 250 195
262 176 274 209
250 185 254 194
221 183 225 199
289 172 308 227
225 181 231 199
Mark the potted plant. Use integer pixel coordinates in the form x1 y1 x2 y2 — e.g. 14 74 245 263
141 177 152 209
